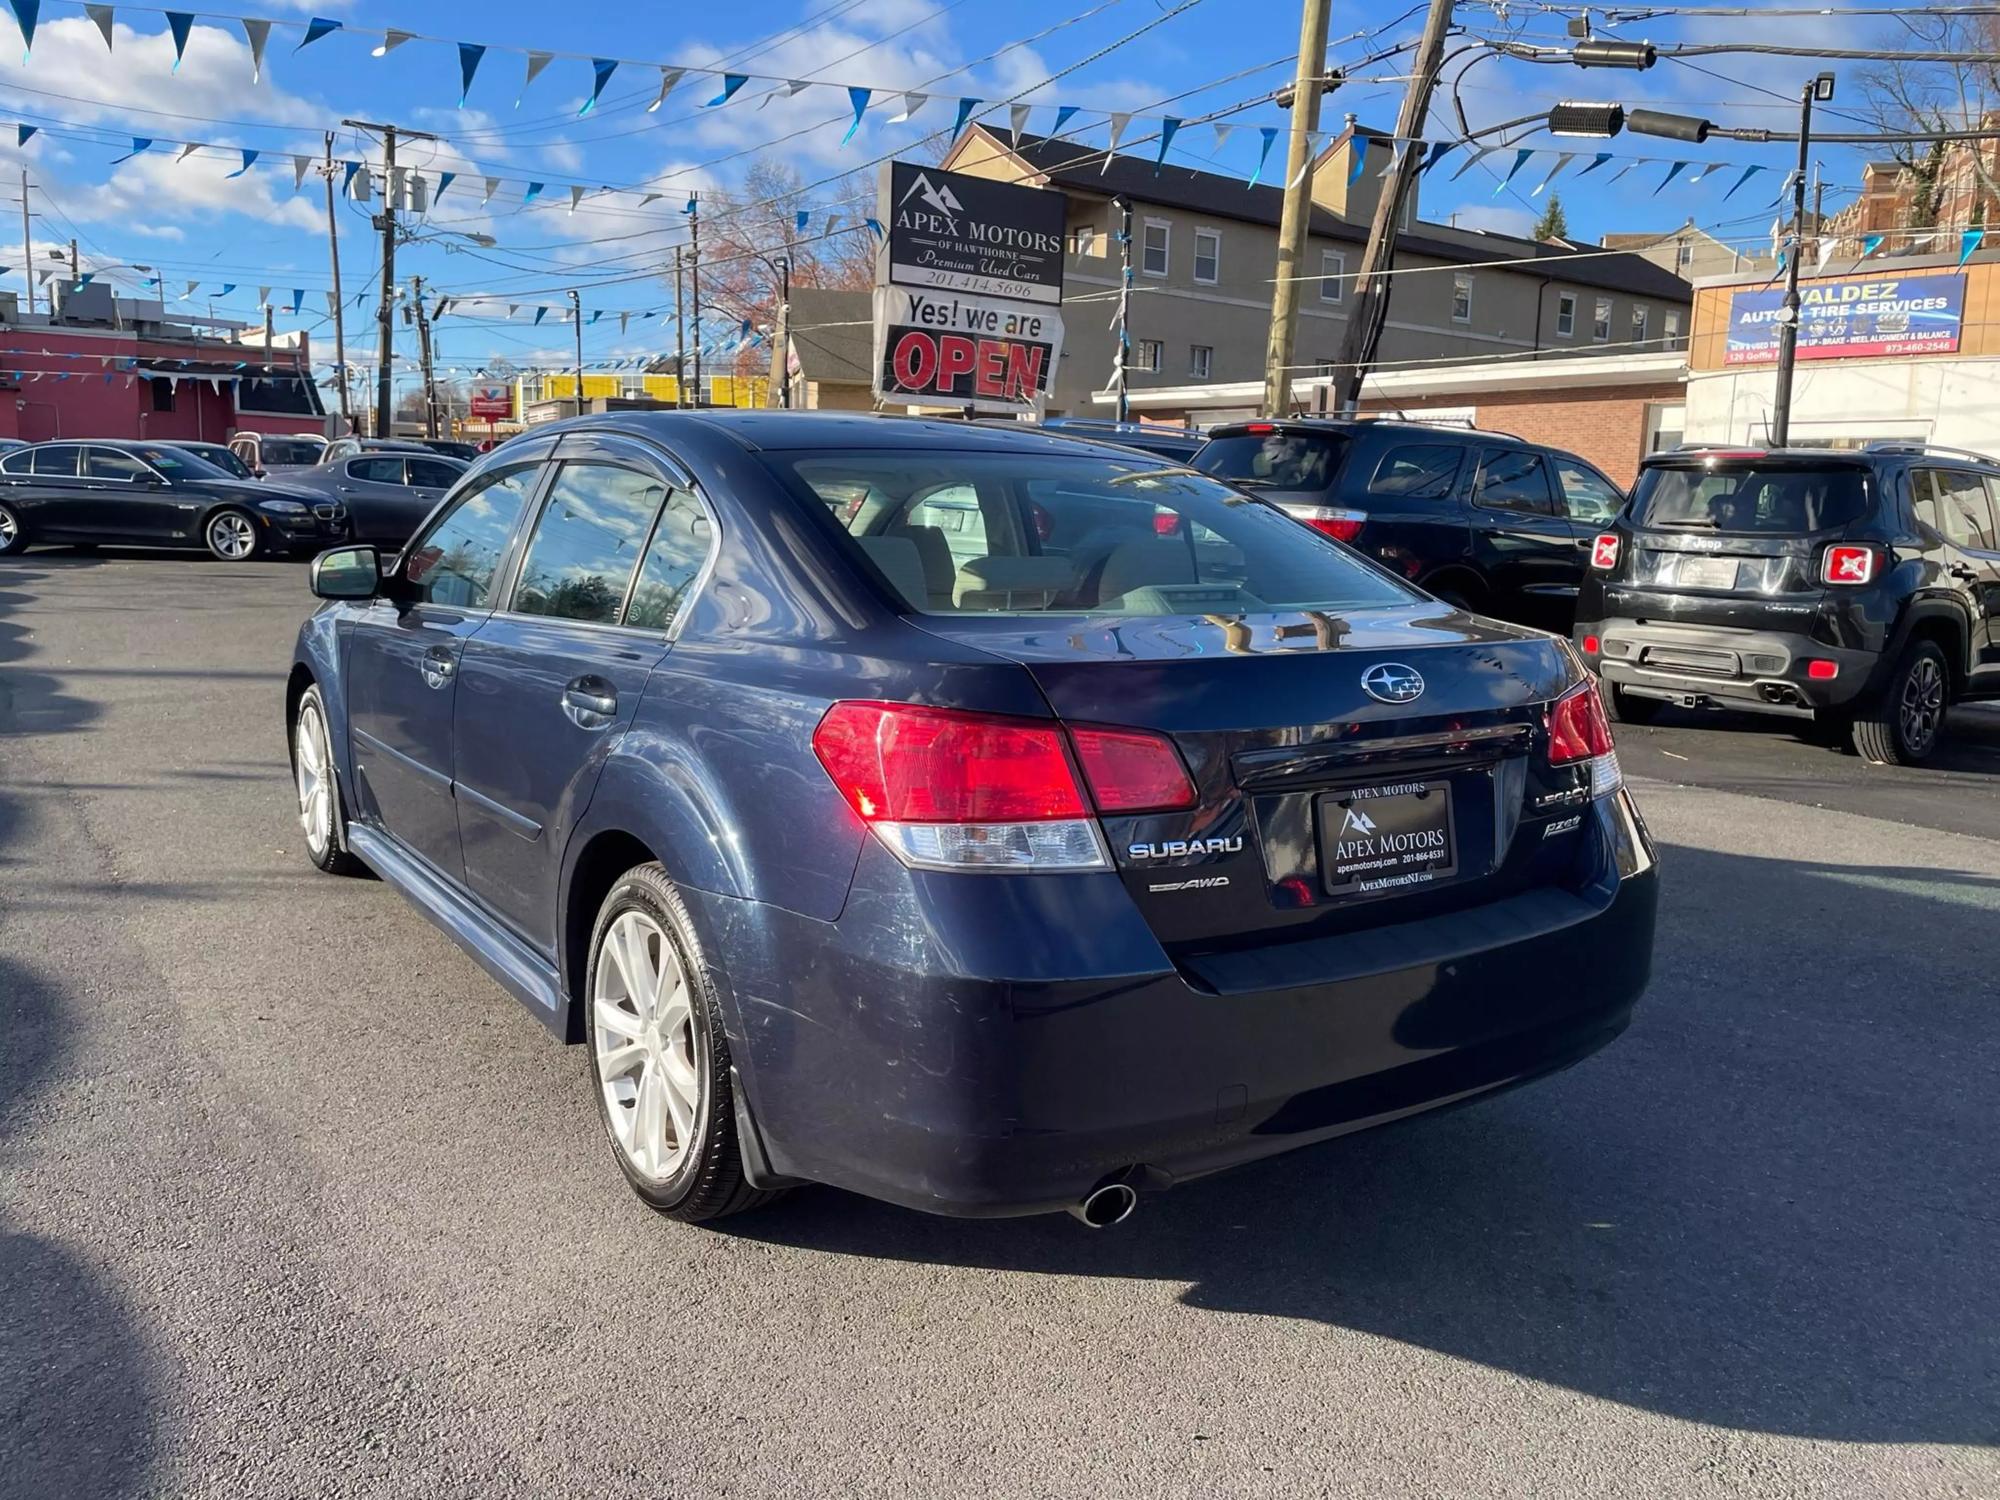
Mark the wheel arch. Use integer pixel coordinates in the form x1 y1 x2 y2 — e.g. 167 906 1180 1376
1886 598 1971 698
560 828 663 1043
1416 563 1490 609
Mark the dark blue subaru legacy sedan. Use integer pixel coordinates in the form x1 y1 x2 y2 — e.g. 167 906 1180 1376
288 412 1657 1227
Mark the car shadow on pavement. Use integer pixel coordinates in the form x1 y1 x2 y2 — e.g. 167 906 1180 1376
726 842 2000 1448
0 956 157 1499
0 565 101 742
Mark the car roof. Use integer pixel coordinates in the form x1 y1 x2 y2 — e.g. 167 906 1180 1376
1203 417 1529 447
556 409 1166 460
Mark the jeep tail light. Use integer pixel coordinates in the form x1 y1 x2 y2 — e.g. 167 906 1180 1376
812 702 1105 871
1821 544 1877 586
1546 680 1621 798
1590 533 1621 570
1069 725 1197 813
1285 503 1367 544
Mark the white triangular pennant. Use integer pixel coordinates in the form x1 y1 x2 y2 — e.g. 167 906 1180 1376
177 142 201 163
520 50 553 106
1212 123 1236 154
258 285 271 307
1377 140 1409 179
1531 151 1577 196
293 154 312 189
888 91 928 123
372 29 413 58
1288 136 1326 189
1010 104 1031 145
1103 112 1131 172
483 176 500 206
647 67 684 114
242 18 270 83
761 79 811 109
569 185 586 213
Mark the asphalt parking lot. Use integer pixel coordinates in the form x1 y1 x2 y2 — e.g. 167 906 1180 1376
2 551 1995 1500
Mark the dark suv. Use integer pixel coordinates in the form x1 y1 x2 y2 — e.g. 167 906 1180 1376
1575 443 2000 764
1194 419 1624 631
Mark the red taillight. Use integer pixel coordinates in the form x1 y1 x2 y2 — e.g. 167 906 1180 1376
1590 533 1620 570
1807 659 1839 680
1068 725 1197 813
1029 501 1053 542
1286 504 1366 543
1547 681 1617 765
812 702 1085 823
1153 510 1183 537
1822 544 1877 586
1581 634 1601 656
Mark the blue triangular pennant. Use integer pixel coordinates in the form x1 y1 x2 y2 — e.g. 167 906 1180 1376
166 11 194 71
683 194 697 215
1421 141 1457 175
524 181 544 203
296 16 341 51
1861 233 1884 258
16 124 35 147
795 210 809 233
111 136 155 164
1654 160 1691 194
459 43 486 106
1053 104 1079 137
1576 151 1614 178
843 86 870 145
1961 227 1985 265
581 57 617 116
1723 164 1765 201
952 97 979 138
533 306 547 325
1248 126 1278 188
290 288 304 313
1154 117 1181 176
341 160 360 194
7 0 36 60
225 148 259 179
705 73 747 107
1495 148 1533 195
436 171 455 201
865 217 884 241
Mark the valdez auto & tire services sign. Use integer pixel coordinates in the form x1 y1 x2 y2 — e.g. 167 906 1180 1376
883 162 1065 305
873 286 1063 411
1725 271 1966 363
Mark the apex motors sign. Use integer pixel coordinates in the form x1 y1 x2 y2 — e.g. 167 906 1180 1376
873 160 1067 412
1725 272 1966 364
882 162 1066 304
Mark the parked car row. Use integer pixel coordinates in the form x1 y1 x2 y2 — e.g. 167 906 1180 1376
0 437 468 559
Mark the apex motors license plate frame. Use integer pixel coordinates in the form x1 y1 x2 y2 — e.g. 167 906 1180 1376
1318 779 1459 898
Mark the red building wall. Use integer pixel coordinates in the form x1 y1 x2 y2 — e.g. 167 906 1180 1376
0 326 322 443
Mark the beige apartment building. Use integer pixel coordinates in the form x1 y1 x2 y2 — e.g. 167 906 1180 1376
939 124 1694 422
1601 218 1778 282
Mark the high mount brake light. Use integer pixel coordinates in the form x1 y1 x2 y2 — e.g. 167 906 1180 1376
811 704 1195 871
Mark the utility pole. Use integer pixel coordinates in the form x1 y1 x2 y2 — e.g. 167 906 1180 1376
1114 198 1133 422
567 289 584 417
67 238 78 280
18 170 34 314
689 194 703 407
1771 75 1832 448
1261 0 1336 415
673 248 687 407
774 254 791 409
1331 0 1456 412
343 119 437 439
412 275 440 438
322 132 351 433
263 302 274 356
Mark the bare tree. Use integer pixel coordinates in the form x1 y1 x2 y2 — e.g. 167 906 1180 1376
1855 12 2000 227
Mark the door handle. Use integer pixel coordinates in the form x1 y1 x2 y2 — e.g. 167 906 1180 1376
420 646 456 690
563 676 617 726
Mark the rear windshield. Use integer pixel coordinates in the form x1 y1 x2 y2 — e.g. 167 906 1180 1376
1194 431 1349 490
1632 463 1868 534
260 438 323 465
765 449 1417 617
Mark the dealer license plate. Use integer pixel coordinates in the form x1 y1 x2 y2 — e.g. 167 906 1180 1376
1319 780 1458 897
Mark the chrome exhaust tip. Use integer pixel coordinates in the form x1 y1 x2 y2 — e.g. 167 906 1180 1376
1068 1181 1139 1229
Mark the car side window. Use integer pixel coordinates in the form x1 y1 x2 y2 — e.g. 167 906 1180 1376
87 447 150 482
0 450 30 475
511 462 669 624
401 465 541 608
624 488 713 633
348 456 406 485
407 458 463 489
1553 458 1623 524
32 444 81 478
1940 470 1996 550
1472 449 1554 514
1366 444 1462 500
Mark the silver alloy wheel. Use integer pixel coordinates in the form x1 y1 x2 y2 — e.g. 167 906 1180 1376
1901 655 1946 754
593 910 701 1182
208 511 256 559
295 700 333 854
0 505 17 546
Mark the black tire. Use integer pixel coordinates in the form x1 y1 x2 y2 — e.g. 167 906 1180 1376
203 506 261 561
1850 641 1950 765
0 499 26 556
291 684 367 876
585 863 781 1223
1604 682 1665 725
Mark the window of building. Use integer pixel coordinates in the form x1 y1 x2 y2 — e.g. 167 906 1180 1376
150 377 176 413
401 466 540 609
1367 445 1463 500
1664 309 1683 343
512 463 672 624
1141 219 1170 277
1633 304 1650 346
1675 239 1694 271
1594 297 1613 341
1071 225 1098 257
1135 339 1164 373
1320 250 1345 304
1556 291 1577 339
1190 344 1213 380
1193 227 1221 285
1452 273 1474 324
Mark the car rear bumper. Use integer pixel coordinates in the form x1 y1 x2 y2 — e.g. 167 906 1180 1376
698 787 1657 1218
1578 613 1875 713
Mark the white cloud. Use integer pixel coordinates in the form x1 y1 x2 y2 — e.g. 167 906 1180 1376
0 17 326 130
80 148 327 234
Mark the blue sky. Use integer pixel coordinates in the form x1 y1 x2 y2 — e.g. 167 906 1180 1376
0 0 1912 397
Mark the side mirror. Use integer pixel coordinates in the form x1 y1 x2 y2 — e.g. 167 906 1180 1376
310 544 382 600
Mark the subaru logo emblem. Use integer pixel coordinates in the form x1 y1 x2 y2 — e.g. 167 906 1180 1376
1361 662 1425 704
